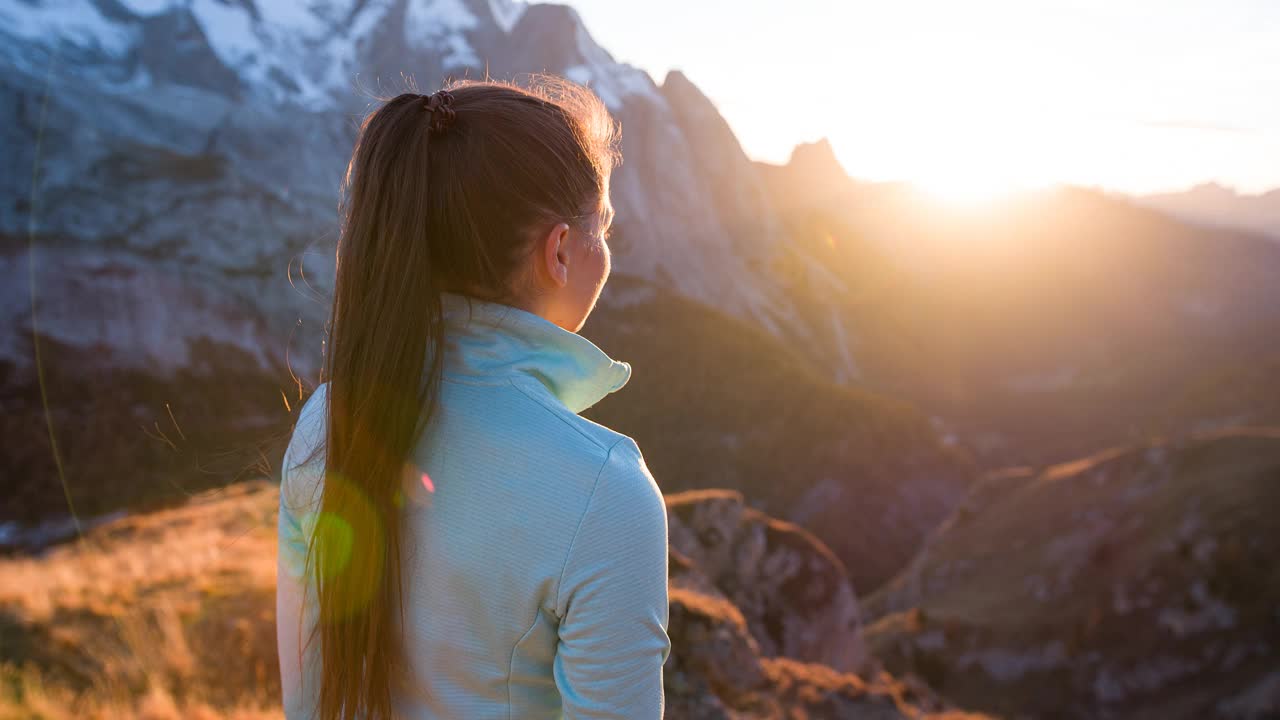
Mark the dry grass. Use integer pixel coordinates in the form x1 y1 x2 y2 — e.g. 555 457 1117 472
0 481 283 719
0 667 281 720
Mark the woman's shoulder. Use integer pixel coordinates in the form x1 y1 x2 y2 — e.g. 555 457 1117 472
588 435 666 523
474 374 659 512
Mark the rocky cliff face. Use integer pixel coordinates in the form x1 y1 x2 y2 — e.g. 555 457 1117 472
863 430 1280 720
1 0 823 381
2 0 970 587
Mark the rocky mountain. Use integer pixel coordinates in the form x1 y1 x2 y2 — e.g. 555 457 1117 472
1 0 840 380
1137 183 1280 241
1 0 969 593
757 142 1280 469
863 429 1280 720
0 480 989 719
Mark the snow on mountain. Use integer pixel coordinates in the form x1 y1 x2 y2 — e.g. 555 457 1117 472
561 17 658 111
404 0 482 66
486 0 526 33
0 0 136 59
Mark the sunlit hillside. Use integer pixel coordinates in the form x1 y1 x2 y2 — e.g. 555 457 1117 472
758 142 1280 468
0 482 990 720
0 482 282 719
864 429 1280 719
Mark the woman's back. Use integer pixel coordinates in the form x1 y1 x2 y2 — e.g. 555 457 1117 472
277 292 671 719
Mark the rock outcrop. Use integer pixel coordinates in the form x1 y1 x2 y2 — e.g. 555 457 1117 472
665 586 985 719
666 488 867 673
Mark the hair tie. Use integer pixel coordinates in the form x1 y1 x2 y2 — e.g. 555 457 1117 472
421 90 457 134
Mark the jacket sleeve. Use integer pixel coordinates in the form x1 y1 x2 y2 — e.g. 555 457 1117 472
276 385 328 720
552 437 672 720
277 493 321 720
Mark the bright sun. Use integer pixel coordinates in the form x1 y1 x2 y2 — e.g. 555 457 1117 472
894 115 1053 206
807 7 1088 208
912 172 1026 206
897 125 1055 207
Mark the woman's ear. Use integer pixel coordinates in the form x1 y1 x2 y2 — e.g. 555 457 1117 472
540 222 571 288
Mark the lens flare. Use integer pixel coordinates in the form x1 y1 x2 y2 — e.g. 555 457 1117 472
309 511 354 581
299 470 387 621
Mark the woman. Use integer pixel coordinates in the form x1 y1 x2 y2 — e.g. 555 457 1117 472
276 76 671 720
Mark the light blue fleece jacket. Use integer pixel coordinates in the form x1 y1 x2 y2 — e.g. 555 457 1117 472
276 291 671 719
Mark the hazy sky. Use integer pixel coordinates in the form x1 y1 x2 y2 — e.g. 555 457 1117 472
563 0 1280 197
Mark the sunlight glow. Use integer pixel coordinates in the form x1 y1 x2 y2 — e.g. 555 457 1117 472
912 173 1032 206
817 3 1082 202
886 108 1058 205
569 0 1280 195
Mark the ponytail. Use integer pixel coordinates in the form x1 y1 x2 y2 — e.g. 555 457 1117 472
310 91 446 720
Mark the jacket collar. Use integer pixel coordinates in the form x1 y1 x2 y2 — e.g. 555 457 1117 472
439 291 632 414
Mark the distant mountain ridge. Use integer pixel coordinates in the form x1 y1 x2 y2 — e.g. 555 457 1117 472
1136 182 1280 241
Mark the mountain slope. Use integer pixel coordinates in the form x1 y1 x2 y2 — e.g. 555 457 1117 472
757 142 1280 468
863 429 1280 720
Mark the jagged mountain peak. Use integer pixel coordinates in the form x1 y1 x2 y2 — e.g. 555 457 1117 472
500 1 658 112
787 137 849 180
660 68 697 92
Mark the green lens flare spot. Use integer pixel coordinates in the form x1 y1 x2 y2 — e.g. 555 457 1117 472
313 511 355 580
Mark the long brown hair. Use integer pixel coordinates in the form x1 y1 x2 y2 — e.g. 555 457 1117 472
295 75 620 720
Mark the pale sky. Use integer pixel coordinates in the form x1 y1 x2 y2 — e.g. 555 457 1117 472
563 0 1280 197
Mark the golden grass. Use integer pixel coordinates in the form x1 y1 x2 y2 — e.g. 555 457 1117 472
0 666 281 720
0 481 283 719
